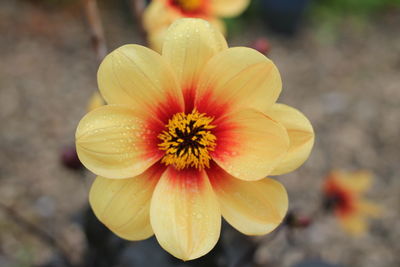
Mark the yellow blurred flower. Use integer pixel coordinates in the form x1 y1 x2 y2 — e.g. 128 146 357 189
323 170 381 236
86 92 105 112
143 0 250 51
75 18 314 260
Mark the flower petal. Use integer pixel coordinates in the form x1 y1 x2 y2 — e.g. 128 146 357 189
267 104 314 175
162 18 227 111
89 164 165 240
211 109 289 181
76 105 164 179
208 163 288 235
338 214 367 236
150 167 221 260
143 0 178 33
334 170 373 193
97 44 184 122
148 28 168 53
196 47 282 118
210 0 250 17
357 200 382 218
87 92 105 112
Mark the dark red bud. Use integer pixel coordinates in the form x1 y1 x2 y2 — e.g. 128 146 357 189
250 37 271 55
61 145 83 170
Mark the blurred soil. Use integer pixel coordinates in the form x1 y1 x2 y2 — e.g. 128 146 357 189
0 0 399 266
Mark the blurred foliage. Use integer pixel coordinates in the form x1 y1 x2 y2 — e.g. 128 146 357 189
311 0 400 17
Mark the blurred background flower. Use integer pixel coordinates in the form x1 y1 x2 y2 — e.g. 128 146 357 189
323 170 381 236
143 0 250 51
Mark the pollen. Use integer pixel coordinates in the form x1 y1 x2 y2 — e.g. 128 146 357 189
158 109 216 170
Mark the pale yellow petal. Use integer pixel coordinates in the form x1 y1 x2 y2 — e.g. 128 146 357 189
196 47 282 117
87 92 105 112
150 167 221 260
148 28 168 54
209 18 226 36
208 163 288 235
210 0 250 17
268 104 314 175
357 200 382 218
338 214 367 236
97 44 184 122
211 109 289 181
143 0 179 32
76 105 164 179
162 18 228 99
334 170 373 193
89 164 164 240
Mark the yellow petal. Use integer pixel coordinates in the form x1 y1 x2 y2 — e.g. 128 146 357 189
150 167 221 260
97 44 184 122
210 0 250 17
211 109 289 181
334 170 373 193
338 214 367 236
76 105 164 179
89 164 164 240
162 18 227 105
208 163 288 235
87 92 105 112
357 200 382 218
209 18 227 36
268 104 314 175
148 28 168 54
143 0 178 33
196 47 282 117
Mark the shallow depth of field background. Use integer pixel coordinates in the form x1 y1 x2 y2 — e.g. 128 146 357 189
0 0 399 267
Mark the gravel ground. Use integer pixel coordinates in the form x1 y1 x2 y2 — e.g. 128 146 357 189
0 1 399 267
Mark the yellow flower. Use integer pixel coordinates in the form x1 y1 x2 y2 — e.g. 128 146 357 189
75 18 314 260
323 170 381 236
143 0 250 51
86 92 105 112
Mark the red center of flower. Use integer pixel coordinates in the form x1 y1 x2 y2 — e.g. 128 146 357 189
324 179 356 216
168 0 208 16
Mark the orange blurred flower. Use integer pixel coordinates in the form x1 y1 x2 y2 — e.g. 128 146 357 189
143 0 250 51
323 170 381 236
75 18 314 260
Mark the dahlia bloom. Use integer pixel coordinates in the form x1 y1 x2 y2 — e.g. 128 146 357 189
323 170 381 236
76 18 314 260
143 0 250 51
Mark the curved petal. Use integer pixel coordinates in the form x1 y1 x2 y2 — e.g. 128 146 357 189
334 170 373 193
147 28 168 54
338 214 367 236
97 44 184 123
87 92 105 112
211 109 289 181
150 167 221 260
76 105 164 179
210 0 250 17
195 47 282 118
209 18 226 36
162 18 228 112
143 0 178 33
357 200 382 218
89 164 165 240
208 162 288 235
268 104 314 175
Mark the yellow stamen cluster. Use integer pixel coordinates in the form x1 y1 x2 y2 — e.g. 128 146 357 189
158 109 216 170
172 0 203 12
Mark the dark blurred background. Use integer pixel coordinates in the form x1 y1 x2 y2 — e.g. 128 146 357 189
0 0 399 266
